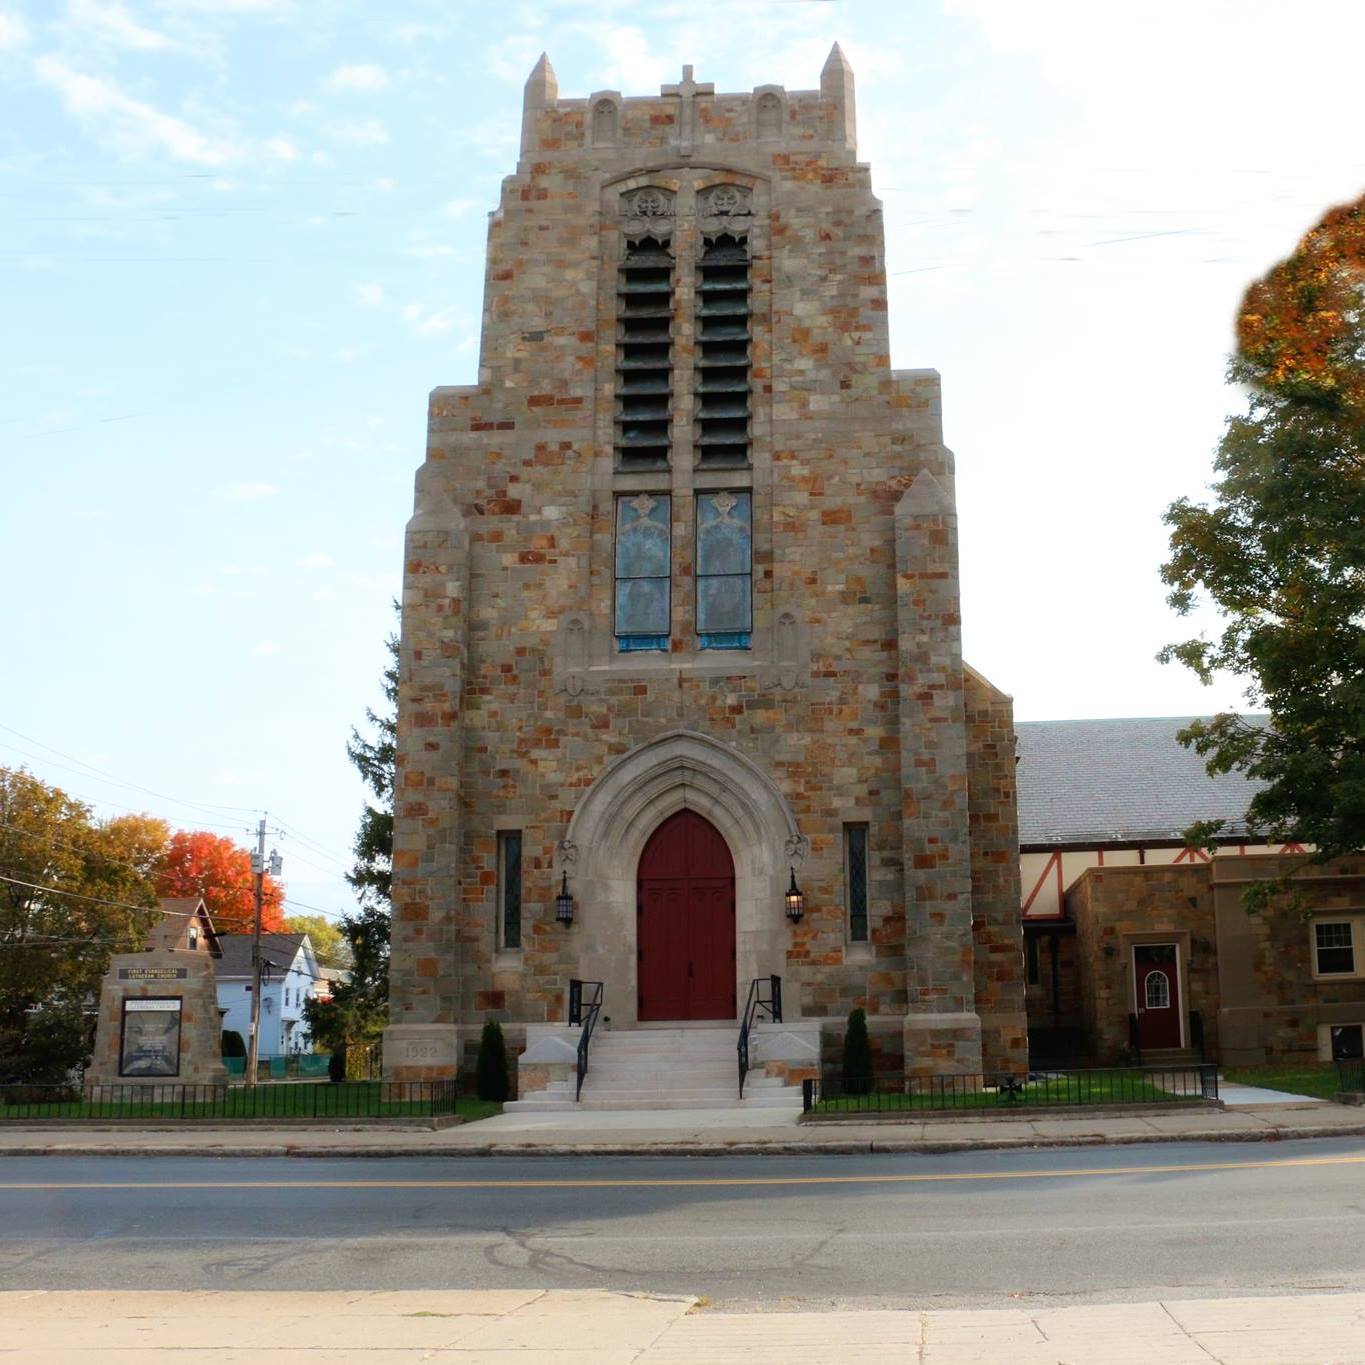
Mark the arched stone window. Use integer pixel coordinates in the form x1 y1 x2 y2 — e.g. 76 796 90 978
756 91 782 139
592 98 618 146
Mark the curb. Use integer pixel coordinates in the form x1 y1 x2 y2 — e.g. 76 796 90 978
4 1124 1365 1160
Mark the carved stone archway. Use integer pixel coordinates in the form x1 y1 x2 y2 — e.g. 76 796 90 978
562 730 807 1026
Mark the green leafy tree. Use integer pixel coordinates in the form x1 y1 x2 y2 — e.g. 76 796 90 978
0 767 166 1082
1161 191 1365 899
283 913 349 969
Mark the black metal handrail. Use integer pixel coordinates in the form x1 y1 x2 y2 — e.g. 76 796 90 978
803 1063 1220 1114
1127 1012 1143 1065
568 978 604 1101
737 974 783 1098
1189 1010 1206 1063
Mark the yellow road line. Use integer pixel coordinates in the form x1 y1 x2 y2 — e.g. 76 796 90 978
3 1152 1365 1192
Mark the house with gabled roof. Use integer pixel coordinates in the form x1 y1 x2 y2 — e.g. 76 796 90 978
214 933 320 1059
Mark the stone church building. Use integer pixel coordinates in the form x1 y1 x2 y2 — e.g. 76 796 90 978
384 48 1028 1098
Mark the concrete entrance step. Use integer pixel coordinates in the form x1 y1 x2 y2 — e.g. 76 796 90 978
1142 1049 1205 1067
505 1020 819 1114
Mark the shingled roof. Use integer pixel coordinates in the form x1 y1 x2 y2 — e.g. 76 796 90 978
1015 716 1266 847
214 932 315 980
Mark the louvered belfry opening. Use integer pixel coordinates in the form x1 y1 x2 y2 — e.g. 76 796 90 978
616 234 674 469
696 232 751 467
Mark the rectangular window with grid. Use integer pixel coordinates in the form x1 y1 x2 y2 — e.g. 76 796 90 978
696 490 751 649
498 831 522 951
845 823 869 943
615 493 671 651
1315 920 1355 975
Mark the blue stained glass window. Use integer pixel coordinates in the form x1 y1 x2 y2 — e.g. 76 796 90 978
615 494 670 647
696 491 751 646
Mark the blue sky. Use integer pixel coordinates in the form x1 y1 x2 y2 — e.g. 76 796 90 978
4 0 1365 918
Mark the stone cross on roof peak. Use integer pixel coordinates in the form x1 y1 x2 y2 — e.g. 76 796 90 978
661 64 714 158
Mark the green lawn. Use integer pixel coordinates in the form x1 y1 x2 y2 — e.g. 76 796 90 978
1221 1063 1348 1101
0 1084 502 1123
814 1074 1199 1114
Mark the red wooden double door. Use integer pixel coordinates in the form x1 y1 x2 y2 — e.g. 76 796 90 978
637 810 737 1021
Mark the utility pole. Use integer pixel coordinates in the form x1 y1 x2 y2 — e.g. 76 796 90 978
244 817 282 1089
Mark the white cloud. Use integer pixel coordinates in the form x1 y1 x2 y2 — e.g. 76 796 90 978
265 136 296 160
66 0 182 53
441 197 477 219
298 552 333 570
325 117 387 147
354 282 383 306
325 63 389 93
33 57 239 164
401 302 457 337
405 243 457 259
217 481 277 500
153 0 291 12
254 640 281 656
0 10 31 48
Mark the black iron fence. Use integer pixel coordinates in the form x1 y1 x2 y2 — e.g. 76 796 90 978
1338 1058 1365 1094
803 1065 1220 1115
0 1080 458 1121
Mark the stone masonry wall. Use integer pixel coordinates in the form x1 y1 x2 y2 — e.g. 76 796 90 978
1213 855 1365 1063
1068 864 1218 1062
964 667 1028 1075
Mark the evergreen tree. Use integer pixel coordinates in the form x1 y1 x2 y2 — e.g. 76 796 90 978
841 1007 873 1096
346 624 398 912
476 1019 509 1102
302 624 396 1055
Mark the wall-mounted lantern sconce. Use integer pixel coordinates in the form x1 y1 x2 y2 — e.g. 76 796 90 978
555 870 575 926
785 866 805 924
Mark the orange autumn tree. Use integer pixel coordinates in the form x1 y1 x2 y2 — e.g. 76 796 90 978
155 829 285 935
1237 193 1365 409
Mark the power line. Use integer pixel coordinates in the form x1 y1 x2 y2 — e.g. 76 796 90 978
0 722 261 819
0 819 159 877
0 872 160 918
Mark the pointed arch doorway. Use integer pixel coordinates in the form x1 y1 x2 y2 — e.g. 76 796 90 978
637 810 737 1021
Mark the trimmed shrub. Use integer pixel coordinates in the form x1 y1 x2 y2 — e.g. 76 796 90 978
328 1047 346 1083
842 1007 874 1096
221 1030 246 1058
476 1019 510 1102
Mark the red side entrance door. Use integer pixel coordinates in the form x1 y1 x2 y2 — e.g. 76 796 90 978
637 810 736 1021
1133 943 1182 1049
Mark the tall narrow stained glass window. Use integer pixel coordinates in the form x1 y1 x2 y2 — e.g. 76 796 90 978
499 831 522 951
615 493 671 651
845 823 869 943
696 490 751 649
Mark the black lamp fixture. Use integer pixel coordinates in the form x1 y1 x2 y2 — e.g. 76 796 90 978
784 865 805 924
555 870 575 926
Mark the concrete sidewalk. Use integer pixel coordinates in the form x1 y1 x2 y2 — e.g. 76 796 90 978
3 1098 1365 1158
3 1289 1364 1363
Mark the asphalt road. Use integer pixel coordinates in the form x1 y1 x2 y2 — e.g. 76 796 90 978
3 1139 1365 1311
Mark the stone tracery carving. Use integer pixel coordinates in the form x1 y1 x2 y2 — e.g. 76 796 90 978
699 183 752 219
619 186 677 240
